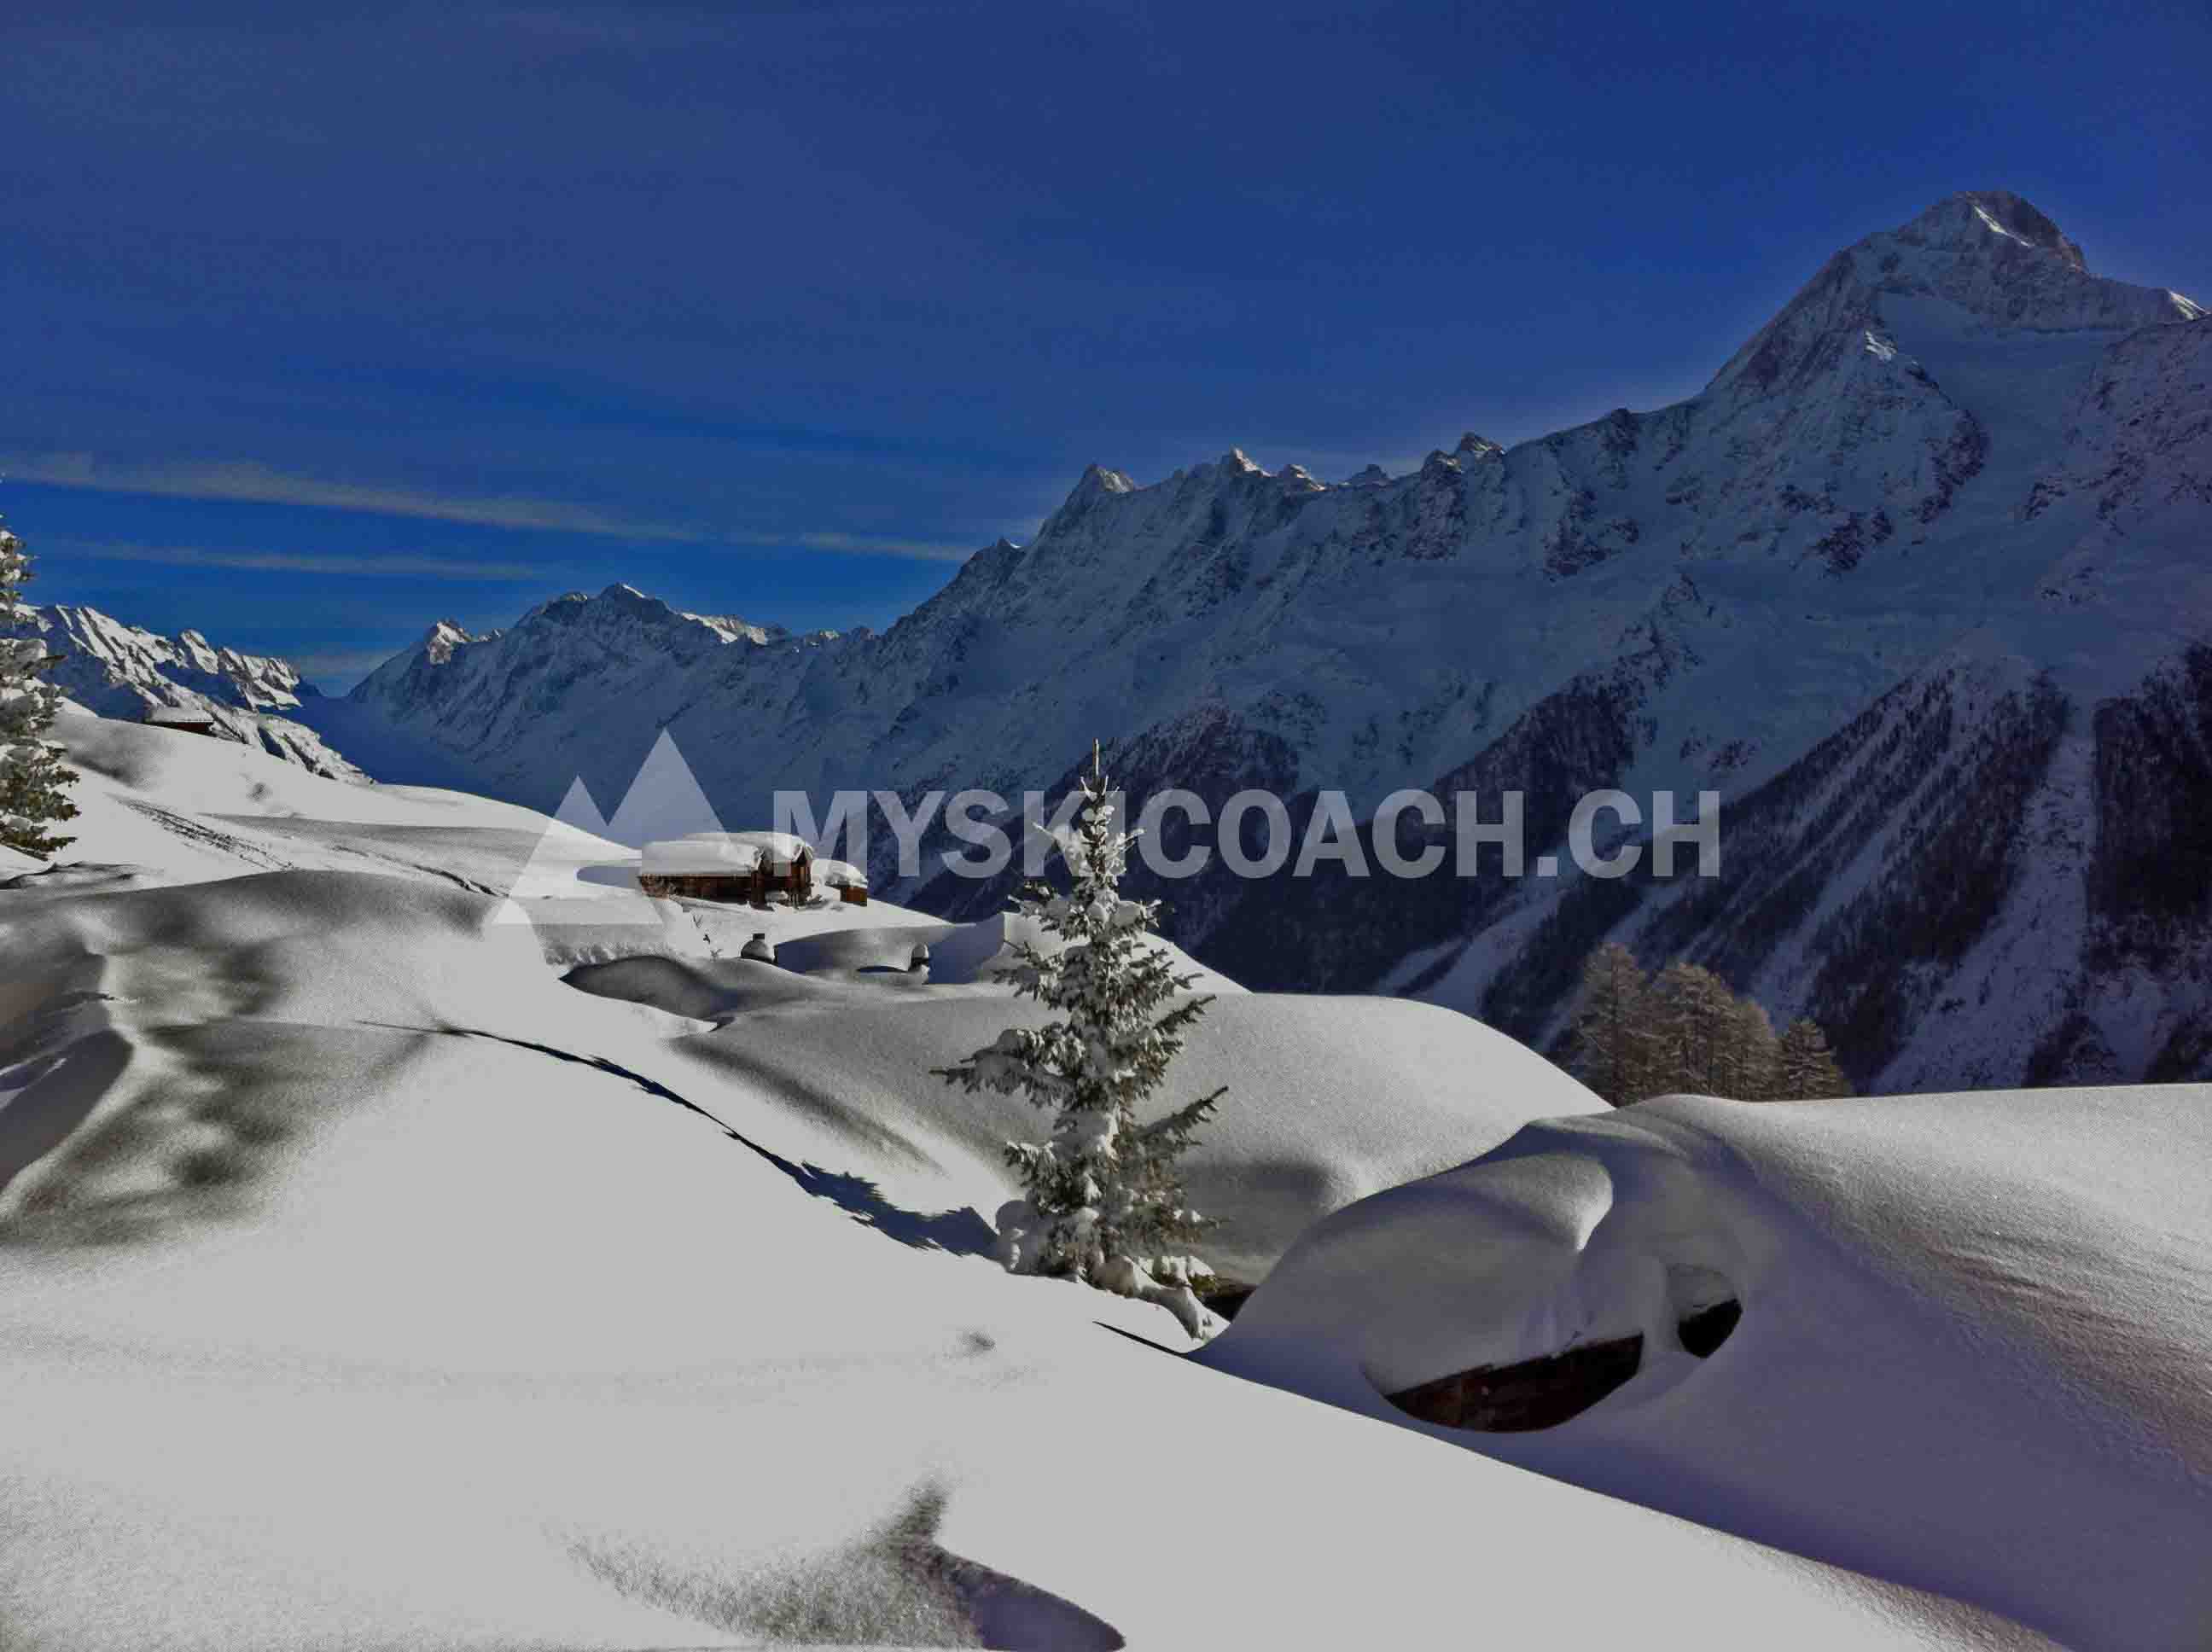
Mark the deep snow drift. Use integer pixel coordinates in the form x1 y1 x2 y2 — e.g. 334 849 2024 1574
0 706 2099 1647
1203 1088 2212 1651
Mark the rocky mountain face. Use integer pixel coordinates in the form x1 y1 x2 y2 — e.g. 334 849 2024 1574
347 191 2210 1091
23 606 364 780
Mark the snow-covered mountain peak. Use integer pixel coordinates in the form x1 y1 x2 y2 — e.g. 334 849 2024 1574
1714 190 2200 404
1868 189 2199 331
1909 189 2087 269
505 582 782 648
420 619 476 664
1455 432 1504 460
1219 446 1263 474
32 605 310 713
684 612 786 645
1074 462 1138 496
1051 462 1139 526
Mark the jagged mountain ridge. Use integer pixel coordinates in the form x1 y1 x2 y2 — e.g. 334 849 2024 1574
348 191 2209 1090
24 605 365 781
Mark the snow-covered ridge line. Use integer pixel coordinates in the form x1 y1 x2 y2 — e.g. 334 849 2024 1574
337 189 2212 1091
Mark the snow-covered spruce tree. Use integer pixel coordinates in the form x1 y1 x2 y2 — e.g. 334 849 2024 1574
0 521 78 860
934 750 1225 1340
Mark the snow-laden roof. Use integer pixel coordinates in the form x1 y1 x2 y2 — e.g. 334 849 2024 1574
641 835 761 875
639 830 816 875
721 829 812 862
815 858 867 889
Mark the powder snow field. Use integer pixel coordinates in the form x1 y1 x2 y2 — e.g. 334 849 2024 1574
42 701 602 890
0 706 2146 1648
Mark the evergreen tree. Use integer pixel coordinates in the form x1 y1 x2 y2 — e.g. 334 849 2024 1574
0 521 78 860
1721 997 1782 1101
934 747 1225 1339
1569 941 1655 1105
1570 942 1851 1104
1649 960 1736 1096
1776 1018 1851 1100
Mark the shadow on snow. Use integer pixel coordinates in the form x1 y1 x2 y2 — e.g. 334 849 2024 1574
377 1022 997 1257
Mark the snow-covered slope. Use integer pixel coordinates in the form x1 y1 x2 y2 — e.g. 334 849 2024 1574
38 699 599 892
26 701 1606 1280
20 603 364 779
0 713 2066 1649
1202 1084 2212 1652
343 190 2210 1091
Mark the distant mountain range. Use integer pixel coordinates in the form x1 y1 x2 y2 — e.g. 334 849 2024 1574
24 604 364 781
67 190 2212 1092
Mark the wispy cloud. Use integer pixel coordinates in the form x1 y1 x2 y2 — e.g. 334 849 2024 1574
731 529 980 563
6 452 984 563
3 452 702 541
47 537 552 581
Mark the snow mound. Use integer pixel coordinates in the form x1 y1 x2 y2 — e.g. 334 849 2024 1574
1202 1086 2212 1650
754 907 1237 996
666 988 1606 1281
0 861 166 898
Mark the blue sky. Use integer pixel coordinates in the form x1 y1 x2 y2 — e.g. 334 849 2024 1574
5 0 2206 688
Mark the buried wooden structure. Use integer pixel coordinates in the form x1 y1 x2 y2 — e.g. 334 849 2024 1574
143 707 223 738
639 847 813 906
1384 1297 1742 1434
1387 1333 1646 1433
637 834 870 908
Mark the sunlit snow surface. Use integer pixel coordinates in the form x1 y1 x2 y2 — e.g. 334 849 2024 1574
0 708 2143 1649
